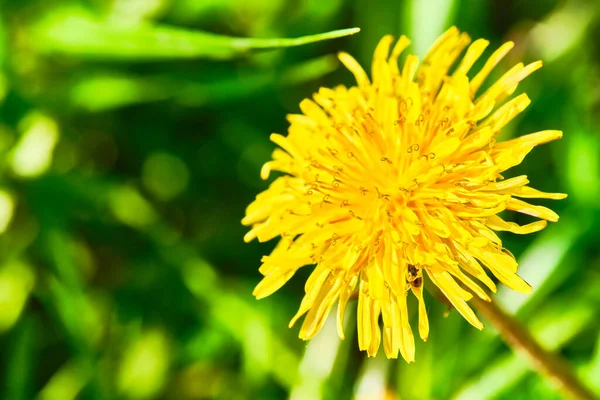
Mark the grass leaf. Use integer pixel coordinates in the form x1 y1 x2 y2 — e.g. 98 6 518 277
31 8 360 61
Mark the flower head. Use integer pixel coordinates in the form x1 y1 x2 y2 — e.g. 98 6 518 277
242 27 566 361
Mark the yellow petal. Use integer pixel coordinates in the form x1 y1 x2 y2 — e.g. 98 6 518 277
380 238 395 288
420 31 471 95
367 298 382 356
482 93 531 133
410 283 430 341
428 271 484 330
388 35 411 75
374 34 394 61
482 175 529 191
289 266 330 327
381 289 400 358
496 130 563 150
422 26 460 64
382 326 396 359
400 207 421 236
457 127 494 156
470 247 532 293
446 263 491 302
470 41 514 96
401 55 419 90
478 61 542 104
286 113 317 129
389 251 406 297
299 275 343 339
486 215 548 234
453 243 497 293
451 202 506 218
469 246 518 273
487 265 532 294
297 98 331 126
454 39 489 76
357 280 371 351
396 289 415 362
243 226 259 243
416 207 451 238
253 269 296 299
390 295 402 357
494 151 535 175
468 237 489 247
467 220 503 247
503 186 568 200
506 198 559 222
338 52 370 88
367 262 386 300
337 275 358 340
429 137 461 161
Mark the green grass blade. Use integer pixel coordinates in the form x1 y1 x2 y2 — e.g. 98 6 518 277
31 8 359 60
68 54 339 111
451 288 598 400
3 317 36 400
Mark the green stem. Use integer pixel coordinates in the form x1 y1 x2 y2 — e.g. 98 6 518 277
471 297 598 400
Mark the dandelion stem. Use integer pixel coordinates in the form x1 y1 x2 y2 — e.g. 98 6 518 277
471 297 597 400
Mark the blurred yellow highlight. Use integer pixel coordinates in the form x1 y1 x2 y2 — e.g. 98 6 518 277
290 313 342 400
142 152 190 201
38 361 90 400
354 355 390 400
0 261 35 333
118 330 170 400
110 185 157 228
10 112 59 178
567 131 600 207
530 0 594 62
0 190 15 234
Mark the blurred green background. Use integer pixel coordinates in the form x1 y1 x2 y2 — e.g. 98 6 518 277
0 0 599 399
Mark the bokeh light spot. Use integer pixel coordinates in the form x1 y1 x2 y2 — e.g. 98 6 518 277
0 190 15 234
118 330 170 400
10 112 59 178
110 185 157 228
142 152 190 201
0 261 35 333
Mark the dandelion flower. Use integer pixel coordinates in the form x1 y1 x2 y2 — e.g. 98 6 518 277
242 27 566 361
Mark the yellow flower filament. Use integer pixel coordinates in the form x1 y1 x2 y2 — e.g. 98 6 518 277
242 27 566 361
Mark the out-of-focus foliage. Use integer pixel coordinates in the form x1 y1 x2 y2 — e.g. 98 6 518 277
0 0 598 399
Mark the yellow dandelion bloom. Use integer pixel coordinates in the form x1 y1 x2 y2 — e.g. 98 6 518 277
242 27 566 362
